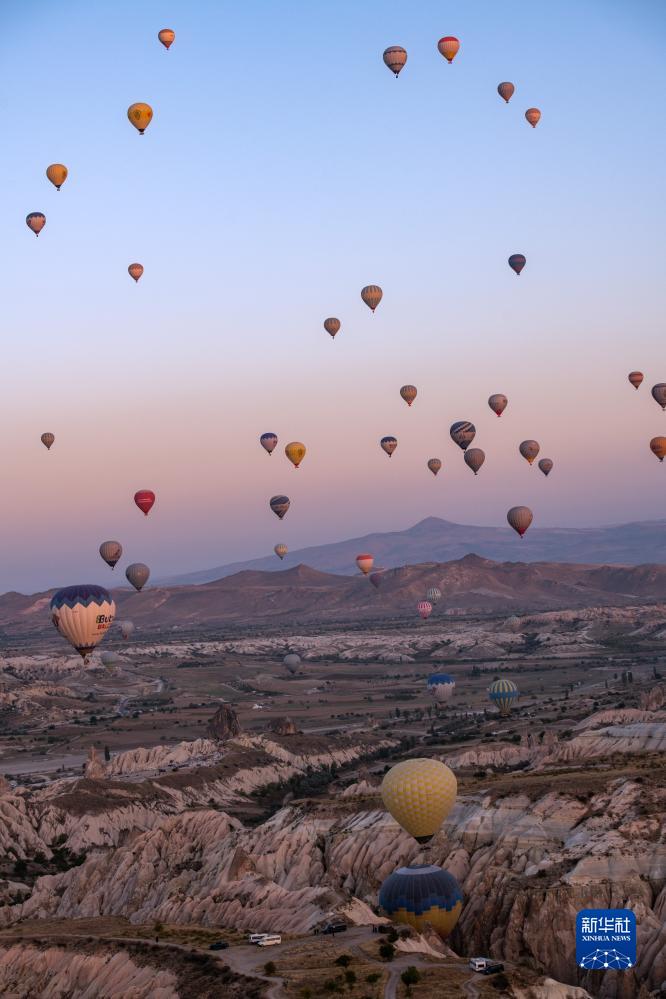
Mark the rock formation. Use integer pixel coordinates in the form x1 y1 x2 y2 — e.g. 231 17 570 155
84 746 106 779
268 716 298 736
206 703 241 741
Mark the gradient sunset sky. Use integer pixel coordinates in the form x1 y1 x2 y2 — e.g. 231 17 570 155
1 0 665 592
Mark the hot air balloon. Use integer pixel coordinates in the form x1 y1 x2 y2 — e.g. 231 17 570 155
283 653 301 674
260 432 278 455
538 458 553 477
99 541 122 570
400 385 417 407
381 758 457 843
26 212 46 237
324 318 340 339
628 371 644 390
274 543 288 560
379 865 462 939
128 263 144 283
519 440 540 465
488 394 508 417
158 28 175 49
507 505 533 537
127 103 153 134
383 46 407 77
100 651 122 668
369 571 384 590
40 433 55 451
489 677 519 716
525 108 541 128
381 436 398 457
497 82 515 104
651 384 666 410
134 490 155 516
120 620 135 640
450 421 475 451
650 437 666 462
437 36 460 63
427 673 455 703
418 600 433 620
356 554 374 575
285 442 306 468
270 495 290 519
464 448 485 475
126 563 150 592
508 253 526 275
361 285 382 312
426 587 442 605
50 584 115 659
427 458 442 476
46 164 68 190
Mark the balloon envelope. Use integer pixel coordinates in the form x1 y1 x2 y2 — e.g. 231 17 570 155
50 584 115 659
128 263 144 282
270 495 290 519
428 673 455 703
380 436 398 457
383 45 407 76
417 600 433 620
158 28 175 49
369 571 384 590
356 553 374 575
323 318 340 339
126 563 150 591
489 677 519 715
26 212 46 236
40 432 55 451
381 758 457 842
285 441 306 468
400 384 417 407
538 458 553 476
519 440 540 464
464 448 485 475
134 490 155 516
120 621 135 640
427 458 442 476
437 36 460 63
497 82 515 103
379 865 462 939
508 253 526 275
274 544 288 560
450 421 475 451
127 103 153 134
46 164 68 190
651 384 666 410
525 107 541 127
488 394 508 417
507 506 533 537
100 651 122 668
283 653 301 674
260 432 278 455
650 437 666 462
361 285 383 312
426 587 442 605
628 371 644 390
99 541 122 569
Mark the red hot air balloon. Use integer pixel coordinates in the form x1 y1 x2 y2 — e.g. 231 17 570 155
628 371 643 390
356 554 374 575
418 600 433 620
525 108 541 128
508 254 526 275
134 490 155 516
437 36 460 63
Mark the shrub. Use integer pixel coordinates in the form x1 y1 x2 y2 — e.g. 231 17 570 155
378 942 395 961
264 961 276 976
334 954 352 968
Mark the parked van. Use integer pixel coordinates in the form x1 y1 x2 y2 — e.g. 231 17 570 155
257 934 282 947
248 933 269 944
469 957 490 972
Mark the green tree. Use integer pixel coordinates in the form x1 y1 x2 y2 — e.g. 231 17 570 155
378 942 395 961
335 954 352 968
344 969 356 990
264 960 276 975
401 966 420 994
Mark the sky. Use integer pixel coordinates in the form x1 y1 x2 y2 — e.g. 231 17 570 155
1 0 665 593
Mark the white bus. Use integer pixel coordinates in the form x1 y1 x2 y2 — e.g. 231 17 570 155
248 933 269 944
257 934 282 947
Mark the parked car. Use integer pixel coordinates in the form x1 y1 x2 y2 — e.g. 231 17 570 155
321 922 347 935
482 963 505 975
209 941 229 951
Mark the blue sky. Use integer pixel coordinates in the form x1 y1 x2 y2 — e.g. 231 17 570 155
1 0 665 591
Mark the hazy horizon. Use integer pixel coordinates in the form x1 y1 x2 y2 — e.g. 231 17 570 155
2 0 665 592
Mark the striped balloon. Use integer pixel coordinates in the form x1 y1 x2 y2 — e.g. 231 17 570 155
450 421 475 451
50 584 115 659
40 432 55 451
488 678 520 716
427 673 455 703
270 495 290 519
497 82 515 103
274 543 288 560
417 600 433 620
426 587 441 604
507 506 533 538
400 384 417 407
323 317 340 339
437 36 460 63
381 436 398 457
260 432 278 455
361 285 383 312
26 212 46 237
383 46 407 77
379 865 462 939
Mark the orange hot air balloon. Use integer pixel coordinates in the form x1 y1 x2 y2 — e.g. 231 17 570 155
507 505 533 537
400 385 417 407
158 28 175 50
361 285 383 312
628 371 644 390
488 394 508 417
519 440 540 465
134 490 155 516
26 212 46 237
525 108 541 128
128 263 144 283
285 442 306 468
427 458 442 476
324 317 340 339
46 164 68 190
383 46 407 77
356 553 374 575
497 82 515 104
650 437 666 462
41 432 55 451
127 103 153 134
437 36 460 63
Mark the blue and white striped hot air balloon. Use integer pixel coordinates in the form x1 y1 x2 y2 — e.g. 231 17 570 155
50 584 115 659
427 673 456 704
488 678 520 716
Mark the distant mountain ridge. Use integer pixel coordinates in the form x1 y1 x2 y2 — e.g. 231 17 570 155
160 517 666 585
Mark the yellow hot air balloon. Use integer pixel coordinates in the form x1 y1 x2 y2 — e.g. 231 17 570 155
127 103 153 134
285 442 306 468
46 164 68 191
400 385 417 407
650 437 666 462
361 285 383 312
381 758 457 843
128 263 144 283
274 543 288 560
525 108 541 128
437 36 460 64
158 28 175 50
